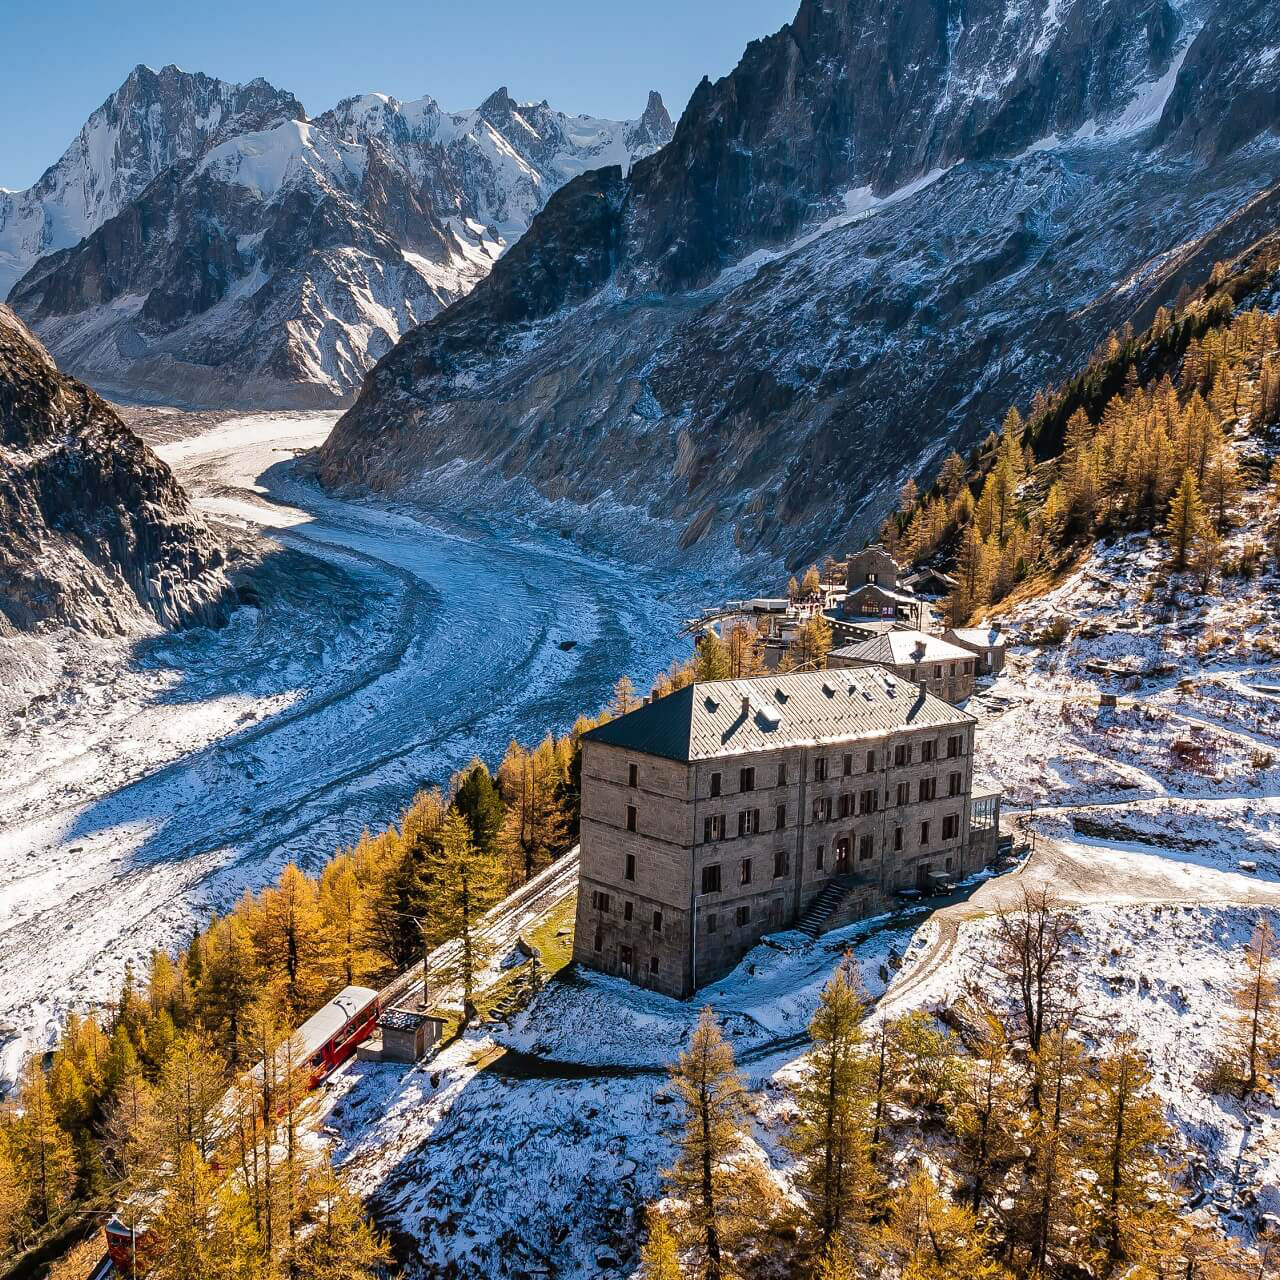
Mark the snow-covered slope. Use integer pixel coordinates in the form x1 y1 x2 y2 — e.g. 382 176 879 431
5 75 672 407
0 64 303 298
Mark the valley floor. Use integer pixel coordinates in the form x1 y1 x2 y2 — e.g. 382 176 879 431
0 409 704 1089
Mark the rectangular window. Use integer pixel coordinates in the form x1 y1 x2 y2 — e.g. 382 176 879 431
934 665 942 679
652 909 663 933
624 853 636 882
949 663 957 677
626 804 637 833
919 777 936 802
624 900 633 921
948 771 962 797
920 821 931 846
858 833 874 861
777 761 788 786
702 864 721 894
897 781 909 806
921 739 936 763
707 912 718 934
839 792 853 819
735 905 750 927
776 803 786 830
710 771 722 797
942 814 960 840
866 750 876 772
893 826 904 852
703 814 725 843
842 753 853 777
593 931 603 952
814 757 829 782
773 849 790 878
816 844 825 871
812 796 833 822
628 762 638 787
894 743 912 767
739 857 752 886
947 735 963 759
740 766 755 793
859 788 878 815
649 955 659 974
737 808 760 837
592 891 611 912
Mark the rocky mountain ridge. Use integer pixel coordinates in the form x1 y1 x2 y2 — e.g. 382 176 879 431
5 70 672 407
0 304 231 634
316 0 1280 570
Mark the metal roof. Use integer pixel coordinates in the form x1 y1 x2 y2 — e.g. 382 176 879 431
379 1007 439 1032
947 627 1005 648
295 985 379 1057
584 667 973 763
832 630 975 667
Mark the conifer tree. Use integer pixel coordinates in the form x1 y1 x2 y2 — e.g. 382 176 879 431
149 1143 257 1280
428 810 503 1009
947 1009 1019 1214
453 760 505 857
10 1059 76 1226
0 1137 23 1251
693 630 732 682
785 955 876 1254
1166 469 1208 571
870 1169 1008 1280
801 564 822 596
154 1031 226 1164
1080 1034 1175 1268
664 1009 750 1280
296 1160 392 1280
319 853 372 988
641 1208 684 1280
1230 917 1278 1095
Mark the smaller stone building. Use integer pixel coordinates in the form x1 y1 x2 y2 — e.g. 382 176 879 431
841 545 927 627
945 627 1007 676
828 630 977 704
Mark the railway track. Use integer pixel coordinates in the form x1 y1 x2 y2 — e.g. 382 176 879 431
379 846 581 1010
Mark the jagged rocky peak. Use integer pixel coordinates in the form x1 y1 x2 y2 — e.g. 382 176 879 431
4 68 673 408
0 303 231 635
0 65 302 298
317 0 1280 568
628 90 674 150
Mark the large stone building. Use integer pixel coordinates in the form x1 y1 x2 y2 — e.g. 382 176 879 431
828 630 978 704
839 545 928 628
572 668 1000 997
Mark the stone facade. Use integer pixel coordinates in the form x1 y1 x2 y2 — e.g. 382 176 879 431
573 677 996 998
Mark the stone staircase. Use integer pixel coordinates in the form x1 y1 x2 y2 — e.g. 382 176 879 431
795 876 859 938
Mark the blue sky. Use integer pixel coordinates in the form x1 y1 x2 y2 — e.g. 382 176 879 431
0 0 798 189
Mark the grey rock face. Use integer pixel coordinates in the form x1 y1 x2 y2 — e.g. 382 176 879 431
0 64 303 298
6 77 674 408
0 304 231 634
317 0 1280 569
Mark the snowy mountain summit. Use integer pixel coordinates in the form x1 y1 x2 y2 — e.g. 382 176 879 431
3 68 672 406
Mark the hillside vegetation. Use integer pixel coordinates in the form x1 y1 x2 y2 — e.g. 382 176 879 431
885 243 1280 624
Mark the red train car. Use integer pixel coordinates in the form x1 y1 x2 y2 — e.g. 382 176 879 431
295 984 381 1087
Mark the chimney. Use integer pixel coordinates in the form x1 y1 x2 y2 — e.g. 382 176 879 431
741 695 750 719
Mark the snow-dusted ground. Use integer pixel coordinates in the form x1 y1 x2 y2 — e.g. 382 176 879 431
308 528 1280 1280
0 409 708 1088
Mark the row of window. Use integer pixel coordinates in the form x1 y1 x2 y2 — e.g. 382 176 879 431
591 889 665 935
696 735 968 797
697 812 962 894
687 772 965 844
